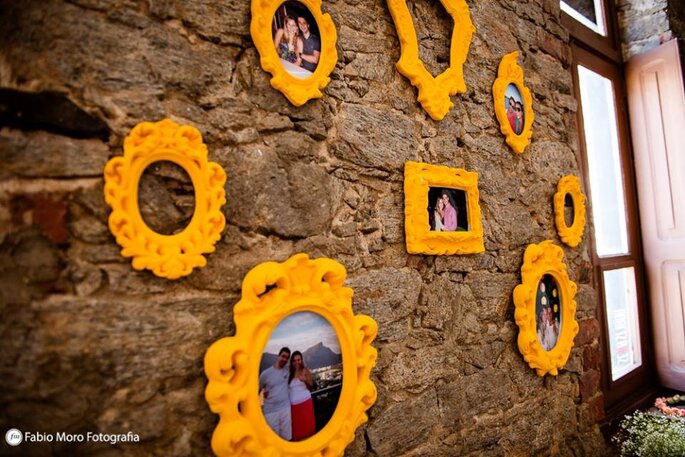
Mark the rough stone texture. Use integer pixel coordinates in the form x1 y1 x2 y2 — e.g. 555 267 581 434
617 0 671 60
0 128 110 179
668 0 685 43
0 0 613 456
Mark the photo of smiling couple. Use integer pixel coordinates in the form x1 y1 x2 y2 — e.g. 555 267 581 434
258 312 343 441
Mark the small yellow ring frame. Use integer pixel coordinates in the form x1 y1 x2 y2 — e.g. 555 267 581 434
103 119 227 280
251 0 338 106
513 241 579 377
387 0 475 120
554 175 586 248
493 51 535 154
404 161 485 255
204 253 378 457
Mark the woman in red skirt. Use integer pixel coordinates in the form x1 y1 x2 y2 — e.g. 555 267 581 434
288 351 316 441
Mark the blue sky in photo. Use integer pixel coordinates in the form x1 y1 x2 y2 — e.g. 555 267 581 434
504 84 523 111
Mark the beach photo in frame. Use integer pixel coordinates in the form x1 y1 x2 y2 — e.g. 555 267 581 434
554 175 587 248
204 254 377 457
103 119 226 280
404 161 484 255
251 0 338 106
493 51 535 154
513 241 579 376
386 0 475 120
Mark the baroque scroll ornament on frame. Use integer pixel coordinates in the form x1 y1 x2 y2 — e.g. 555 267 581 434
387 0 475 120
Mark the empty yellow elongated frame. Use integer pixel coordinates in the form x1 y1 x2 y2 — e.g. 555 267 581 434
103 119 226 280
251 0 338 106
404 161 485 255
493 51 535 154
204 253 378 457
554 175 586 247
513 241 579 376
387 0 475 120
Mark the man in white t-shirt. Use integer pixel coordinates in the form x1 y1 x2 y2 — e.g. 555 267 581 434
259 347 292 440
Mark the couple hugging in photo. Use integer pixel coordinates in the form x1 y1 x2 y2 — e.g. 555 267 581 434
259 347 316 441
433 191 458 232
536 282 560 351
506 95 524 135
273 14 320 73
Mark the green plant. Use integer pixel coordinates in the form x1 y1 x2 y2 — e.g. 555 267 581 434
612 410 685 457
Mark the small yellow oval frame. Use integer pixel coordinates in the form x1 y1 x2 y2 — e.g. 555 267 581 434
404 161 485 255
204 253 378 457
513 241 579 377
492 51 534 154
103 119 227 280
251 0 338 106
554 175 587 248
387 0 475 120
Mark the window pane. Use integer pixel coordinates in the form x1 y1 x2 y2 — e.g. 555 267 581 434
604 267 642 380
561 0 606 36
577 65 629 257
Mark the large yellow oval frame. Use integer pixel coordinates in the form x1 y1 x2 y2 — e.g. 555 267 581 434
387 0 475 120
513 241 579 377
492 51 535 154
103 119 227 280
404 161 485 255
554 175 587 248
204 253 378 457
251 0 338 106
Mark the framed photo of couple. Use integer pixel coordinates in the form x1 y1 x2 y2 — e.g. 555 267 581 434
251 0 338 106
204 254 378 457
513 241 579 377
404 161 485 255
492 51 534 154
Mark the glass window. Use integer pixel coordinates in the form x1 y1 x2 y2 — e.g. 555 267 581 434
604 267 642 380
569 2 654 418
561 0 606 35
577 65 629 257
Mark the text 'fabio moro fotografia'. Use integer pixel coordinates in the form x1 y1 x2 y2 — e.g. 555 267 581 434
5 429 140 447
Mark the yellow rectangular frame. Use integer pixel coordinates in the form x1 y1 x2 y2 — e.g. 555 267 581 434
404 161 485 255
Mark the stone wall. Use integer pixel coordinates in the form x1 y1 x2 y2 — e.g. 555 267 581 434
0 0 607 455
617 0 671 60
667 0 685 42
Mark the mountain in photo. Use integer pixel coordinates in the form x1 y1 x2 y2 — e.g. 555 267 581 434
303 342 341 369
259 353 278 373
259 342 341 373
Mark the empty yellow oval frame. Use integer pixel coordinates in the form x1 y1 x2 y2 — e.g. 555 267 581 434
493 51 534 154
103 119 227 280
404 161 485 255
204 253 378 457
513 241 579 377
251 0 338 106
554 175 586 248
387 0 475 120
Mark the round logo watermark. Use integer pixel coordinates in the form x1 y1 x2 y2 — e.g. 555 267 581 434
5 429 23 446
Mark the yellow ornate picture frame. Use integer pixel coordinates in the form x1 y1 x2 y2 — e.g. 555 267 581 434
404 161 484 255
513 241 579 376
554 175 586 248
251 0 338 106
387 0 475 120
103 119 227 280
492 51 535 154
204 253 378 457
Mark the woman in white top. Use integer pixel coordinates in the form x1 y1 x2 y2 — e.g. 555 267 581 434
288 351 316 441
